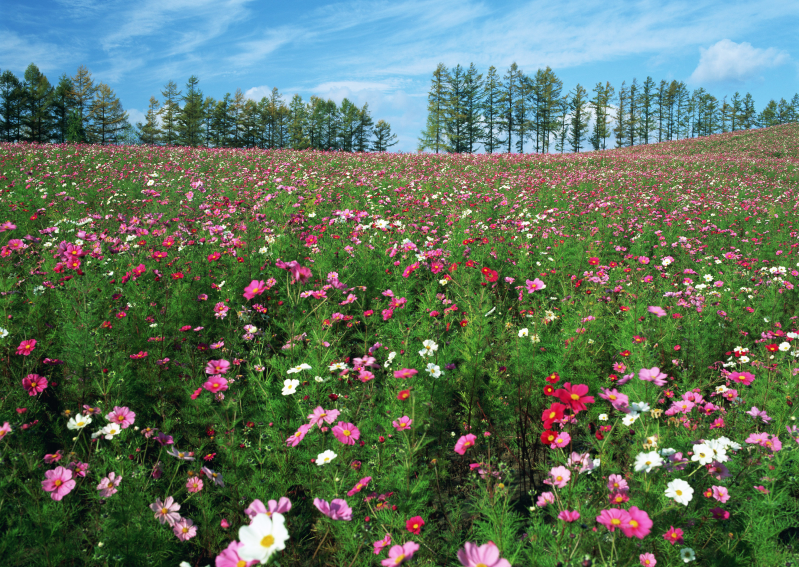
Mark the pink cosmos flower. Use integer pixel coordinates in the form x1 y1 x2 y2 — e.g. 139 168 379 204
550 431 571 449
457 541 511 567
640 553 657 566
558 510 581 523
647 306 667 317
205 359 230 375
16 339 36 356
568 452 595 474
711 486 730 503
621 506 652 539
394 368 418 379
392 416 413 431
41 466 76 501
332 422 360 445
106 406 135 429
347 477 372 497
710 507 730 520
596 508 632 532
638 367 667 386
526 278 546 293
215 540 259 567
44 450 63 464
97 472 122 498
754 485 770 494
0 421 11 440
381 541 419 566
172 517 197 541
663 526 684 545
454 434 477 455
536 492 555 507
242 279 267 300
290 264 312 285
150 496 181 526
307 406 340 427
607 474 629 493
186 477 203 493
728 371 755 386
203 375 229 393
373 534 391 555
201 466 225 487
22 374 48 396
544 466 571 489
313 497 353 521
286 424 311 447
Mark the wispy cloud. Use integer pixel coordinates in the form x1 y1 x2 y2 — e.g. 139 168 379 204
689 39 791 84
0 30 81 76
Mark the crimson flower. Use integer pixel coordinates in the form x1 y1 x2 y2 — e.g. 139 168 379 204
555 382 595 413
405 516 425 534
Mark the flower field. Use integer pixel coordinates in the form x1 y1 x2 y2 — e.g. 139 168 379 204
1 124 799 567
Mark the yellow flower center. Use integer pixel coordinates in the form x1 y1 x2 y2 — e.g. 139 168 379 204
343 430 351 436
394 555 405 564
571 394 579 400
556 476 563 482
54 480 62 487
676 490 683 496
162 508 168 514
609 395 616 400
182 527 189 534
611 518 621 525
237 561 247 567
630 520 639 528
261 535 275 547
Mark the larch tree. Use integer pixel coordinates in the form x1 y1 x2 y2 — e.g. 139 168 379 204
462 63 484 153
87 83 128 144
22 63 53 143
626 78 639 146
372 119 398 152
498 62 523 153
613 81 628 148
568 83 589 153
137 96 162 145
177 75 204 146
589 81 613 151
51 74 74 144
418 63 449 153
514 73 533 153
354 102 374 152
0 70 24 142
288 94 310 150
637 76 656 144
69 65 97 139
158 80 182 146
480 65 505 154
338 98 361 152
742 93 757 129
201 96 216 148
444 64 468 153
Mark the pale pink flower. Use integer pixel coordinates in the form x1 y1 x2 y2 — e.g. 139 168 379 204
711 486 730 503
457 541 511 567
172 517 197 541
41 466 76 501
381 541 419 566
307 406 340 427
647 306 666 317
313 498 353 521
150 496 181 526
558 510 581 523
286 424 311 447
205 359 230 375
544 466 571 489
373 533 391 555
596 508 631 532
203 375 229 393
536 492 555 507
215 540 259 567
392 416 413 431
454 434 477 455
97 472 122 498
186 477 203 493
332 422 360 445
106 406 136 429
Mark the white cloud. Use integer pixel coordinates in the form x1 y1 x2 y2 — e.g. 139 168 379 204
0 30 80 76
689 39 790 84
243 85 273 101
126 107 146 126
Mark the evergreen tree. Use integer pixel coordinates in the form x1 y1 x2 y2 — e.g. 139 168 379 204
418 63 449 153
480 65 505 153
555 94 569 153
791 94 799 122
637 76 656 144
514 73 533 153
656 80 667 142
675 82 690 139
322 99 340 150
69 65 97 140
229 88 246 147
720 97 731 133
66 108 86 143
354 102 373 152
305 96 325 150
742 93 757 129
568 83 589 153
212 94 232 147
613 81 628 148
372 119 398 151
338 98 360 152
87 83 128 144
589 81 613 151
776 98 792 124
730 91 742 131
177 75 204 146
758 100 779 128
0 70 24 142
288 94 310 150
443 63 468 153
137 96 162 145
201 96 216 148
22 63 54 143
51 74 73 144
240 99 259 147
462 63 484 153
498 62 523 153
116 121 139 145
626 78 639 146
531 67 563 153
158 80 181 145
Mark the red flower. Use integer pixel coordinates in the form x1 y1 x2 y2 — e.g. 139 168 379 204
484 269 499 283
555 382 595 413
545 372 560 384
406 516 425 534
397 389 411 401
543 384 555 396
541 430 557 445
765 343 779 352
542 402 566 428
619 350 631 357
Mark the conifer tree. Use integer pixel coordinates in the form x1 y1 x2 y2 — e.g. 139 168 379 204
305 96 325 150
480 65 505 154
322 99 340 150
372 119 398 151
589 81 613 151
230 88 246 147
0 70 24 142
288 94 311 150
418 63 449 153
514 73 533 153
462 63 484 153
69 65 97 139
354 102 373 152
22 63 53 143
201 96 215 148
530 67 563 153
212 94 232 147
498 62 523 153
158 80 181 146
614 81 628 148
177 75 204 146
626 78 639 146
569 83 589 153
444 64 468 153
51 74 73 144
87 83 128 144
730 91 742 132
742 93 756 129
637 76 656 144
338 98 360 152
656 80 667 142
776 98 791 124
555 94 569 153
137 96 162 145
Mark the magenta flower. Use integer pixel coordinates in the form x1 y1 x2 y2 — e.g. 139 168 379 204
150 496 181 526
22 374 48 396
663 526 683 545
41 466 76 501
381 541 419 566
106 406 136 429
555 382 595 413
186 477 204 493
242 279 267 300
596 508 631 532
290 264 312 284
710 507 730 520
525 278 546 293
536 492 555 507
307 406 340 427
16 339 36 356
205 359 230 375
347 477 372 497
203 375 229 393
457 541 511 567
607 474 629 493
286 424 311 447
332 422 360 445
620 506 652 539
394 368 418 379
640 552 657 566
558 510 581 523
550 431 571 449
313 498 353 521
454 434 477 455
544 466 571 489
728 371 755 386
647 306 667 317
97 472 122 498
215 540 259 567
638 367 667 386
373 533 392 555
392 416 413 431
711 486 730 503
172 517 197 541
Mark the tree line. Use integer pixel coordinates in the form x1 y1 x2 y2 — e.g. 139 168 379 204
418 62 799 154
0 64 400 151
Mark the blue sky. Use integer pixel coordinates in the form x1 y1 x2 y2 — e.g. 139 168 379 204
2 0 798 152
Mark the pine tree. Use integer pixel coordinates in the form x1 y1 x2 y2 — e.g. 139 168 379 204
338 98 360 152
305 96 325 150
462 63 484 153
354 103 373 152
372 119 398 151
742 93 756 129
240 99 259 147
613 81 628 148
418 63 449 153
637 77 656 144
776 98 791 124
791 94 799 123
758 100 779 128
589 81 613 151
51 74 73 144
69 65 97 140
158 80 181 146
66 108 85 143
323 99 340 150
555 94 569 153
0 70 24 142
656 80 667 142
498 62 523 153
137 96 162 145
569 83 589 153
480 65 505 154
87 83 128 144
177 75 204 146
22 63 53 143
229 88 246 147
626 78 639 146
288 94 310 150
531 67 563 153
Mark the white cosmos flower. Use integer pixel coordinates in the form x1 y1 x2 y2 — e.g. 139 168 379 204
316 450 337 465
419 339 438 358
778 342 790 352
282 379 299 396
665 479 694 506
238 512 289 564
633 451 663 473
691 443 715 465
598 414 608 421
314 375 326 383
67 415 92 430
518 328 529 338
101 423 121 440
328 362 348 372
622 415 638 426
287 363 311 374
679 547 696 563
425 363 442 378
